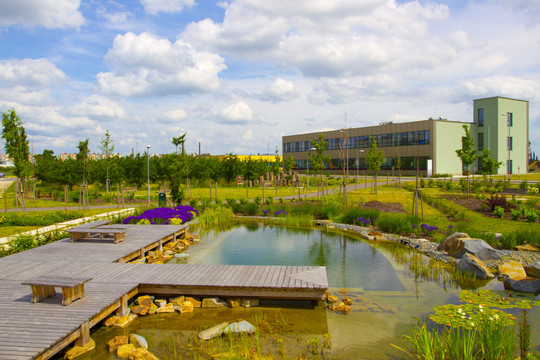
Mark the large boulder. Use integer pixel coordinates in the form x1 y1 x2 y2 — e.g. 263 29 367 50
223 321 256 335
498 261 527 280
202 297 227 308
117 344 136 359
129 334 148 349
437 232 470 252
503 278 540 295
524 260 540 278
107 336 129 352
65 339 95 360
451 239 501 261
457 253 495 280
198 322 229 341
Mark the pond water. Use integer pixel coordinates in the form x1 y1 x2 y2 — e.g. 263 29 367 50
76 224 540 359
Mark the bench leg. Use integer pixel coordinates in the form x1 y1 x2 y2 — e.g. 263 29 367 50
30 285 55 303
61 284 86 306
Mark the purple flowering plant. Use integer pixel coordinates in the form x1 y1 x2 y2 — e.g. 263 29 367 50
357 217 372 227
123 205 199 225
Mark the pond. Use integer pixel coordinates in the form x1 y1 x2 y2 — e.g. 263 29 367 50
77 224 540 359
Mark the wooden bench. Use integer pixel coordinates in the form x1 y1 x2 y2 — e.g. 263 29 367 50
501 188 528 195
68 226 127 243
21 276 92 306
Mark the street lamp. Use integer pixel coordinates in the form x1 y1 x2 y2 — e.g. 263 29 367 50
356 149 364 186
147 145 151 204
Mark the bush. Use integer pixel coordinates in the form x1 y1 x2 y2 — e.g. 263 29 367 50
376 214 418 235
523 209 538 223
510 208 522 221
245 202 259 216
493 206 504 218
519 180 529 190
487 194 514 211
339 207 380 225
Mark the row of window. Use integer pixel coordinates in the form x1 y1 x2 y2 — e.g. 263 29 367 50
284 131 430 153
293 156 430 171
477 109 513 127
478 133 513 152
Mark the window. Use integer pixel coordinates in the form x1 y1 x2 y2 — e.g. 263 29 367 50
478 133 484 151
507 112 513 127
507 136 512 151
478 157 483 171
478 108 484 127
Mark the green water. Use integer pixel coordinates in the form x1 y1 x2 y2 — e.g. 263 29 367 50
76 224 540 359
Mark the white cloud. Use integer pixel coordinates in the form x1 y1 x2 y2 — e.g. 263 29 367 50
96 32 226 97
242 129 253 141
140 0 195 14
0 86 55 105
161 109 188 123
0 0 84 29
0 59 67 87
261 78 300 103
68 95 127 119
460 76 540 100
214 101 255 124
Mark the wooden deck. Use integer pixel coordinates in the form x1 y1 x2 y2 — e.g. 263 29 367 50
0 224 328 359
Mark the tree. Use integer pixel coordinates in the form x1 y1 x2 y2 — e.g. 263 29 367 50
366 136 384 194
480 148 502 183
2 109 32 213
392 147 404 188
35 149 60 184
455 125 478 197
172 133 186 154
284 154 295 172
98 130 115 194
309 133 330 198
270 146 281 180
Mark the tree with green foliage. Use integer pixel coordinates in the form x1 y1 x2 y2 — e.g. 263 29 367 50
309 133 330 197
366 136 385 194
455 125 478 197
35 149 60 184
98 130 115 194
77 139 90 184
392 146 404 188
480 148 502 183
172 133 186 154
222 153 242 184
2 109 32 213
284 154 295 172
270 146 281 179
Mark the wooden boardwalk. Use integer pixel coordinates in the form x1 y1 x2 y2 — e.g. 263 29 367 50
0 224 328 359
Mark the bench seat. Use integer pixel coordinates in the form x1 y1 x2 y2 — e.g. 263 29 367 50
22 276 92 306
67 227 127 243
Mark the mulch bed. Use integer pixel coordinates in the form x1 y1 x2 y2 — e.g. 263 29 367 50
363 200 406 213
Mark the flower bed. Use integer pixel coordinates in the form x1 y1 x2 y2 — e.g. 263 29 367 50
123 206 198 225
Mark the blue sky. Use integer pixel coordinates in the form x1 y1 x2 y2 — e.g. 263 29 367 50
1 0 539 157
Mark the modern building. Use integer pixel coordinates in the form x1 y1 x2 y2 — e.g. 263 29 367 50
282 97 529 176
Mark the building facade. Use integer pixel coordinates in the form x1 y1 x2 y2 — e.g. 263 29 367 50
282 97 529 176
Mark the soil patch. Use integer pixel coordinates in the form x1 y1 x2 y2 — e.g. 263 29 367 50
363 200 406 213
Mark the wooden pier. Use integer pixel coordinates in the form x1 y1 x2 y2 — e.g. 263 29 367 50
0 224 328 359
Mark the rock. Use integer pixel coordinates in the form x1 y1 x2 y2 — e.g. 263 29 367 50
104 316 118 327
114 314 137 328
202 297 228 308
170 296 185 306
368 230 382 237
224 321 256 335
136 296 153 307
326 304 336 311
64 339 95 359
147 303 158 315
324 292 339 304
437 232 469 252
503 278 540 295
524 260 540 278
336 302 351 314
498 261 527 280
164 250 174 256
107 336 129 352
155 303 175 313
342 297 353 306
129 334 148 349
198 322 229 341
451 239 501 261
514 244 540 252
128 348 159 360
359 233 375 241
131 305 149 316
185 297 201 307
457 253 495 280
154 299 167 308
227 298 241 308
117 344 136 359
241 298 259 308
174 253 190 259
179 301 194 313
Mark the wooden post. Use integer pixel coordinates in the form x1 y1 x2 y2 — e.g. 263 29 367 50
121 184 124 208
64 185 68 211
75 322 90 347
209 182 212 200
116 183 120 208
116 294 129 317
262 181 265 203
4 188 6 213
215 181 218 198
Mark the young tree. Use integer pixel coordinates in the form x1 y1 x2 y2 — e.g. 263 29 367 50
480 148 502 183
98 130 115 194
309 133 330 198
284 154 295 172
366 136 385 194
2 109 32 213
455 125 478 197
172 133 186 154
270 146 281 180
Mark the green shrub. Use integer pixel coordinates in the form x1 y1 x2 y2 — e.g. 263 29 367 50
510 208 522 221
445 180 454 191
136 219 151 225
254 196 261 205
493 206 504 218
245 203 259 216
376 214 418 235
519 180 529 190
523 209 538 223
265 197 274 205
339 207 380 225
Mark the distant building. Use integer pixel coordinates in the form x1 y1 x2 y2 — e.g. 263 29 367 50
282 97 529 176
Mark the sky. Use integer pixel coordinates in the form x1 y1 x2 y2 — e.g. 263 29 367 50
0 0 539 157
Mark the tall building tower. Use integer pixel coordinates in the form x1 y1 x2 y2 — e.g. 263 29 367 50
473 97 529 176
